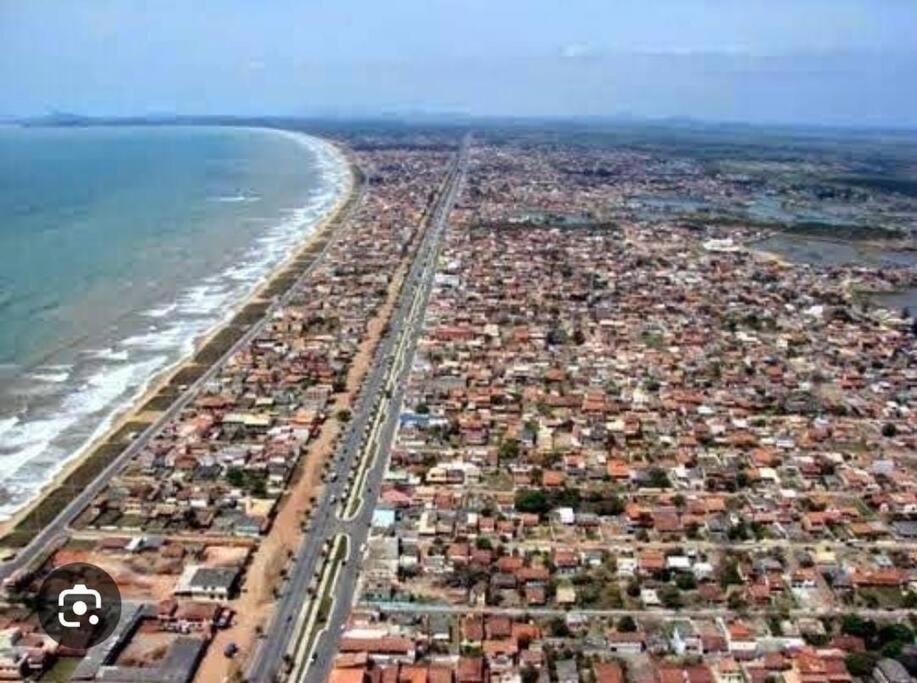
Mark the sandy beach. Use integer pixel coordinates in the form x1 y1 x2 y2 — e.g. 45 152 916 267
0 130 355 544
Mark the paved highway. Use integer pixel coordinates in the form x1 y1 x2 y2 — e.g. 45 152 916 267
248 136 469 683
0 161 367 585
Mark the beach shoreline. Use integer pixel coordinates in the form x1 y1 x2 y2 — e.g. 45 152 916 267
0 127 355 544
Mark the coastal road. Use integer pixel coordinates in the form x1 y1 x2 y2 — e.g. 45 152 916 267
298 137 468 683
248 136 468 683
0 145 366 584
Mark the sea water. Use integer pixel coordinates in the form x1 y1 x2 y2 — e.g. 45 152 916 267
0 125 349 518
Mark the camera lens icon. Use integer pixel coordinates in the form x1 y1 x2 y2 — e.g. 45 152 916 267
37 563 121 649
58 583 102 628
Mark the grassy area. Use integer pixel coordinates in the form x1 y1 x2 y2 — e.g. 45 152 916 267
107 420 152 444
316 596 333 623
38 657 81 682
141 391 180 412
192 326 246 365
61 537 98 551
291 534 348 678
857 587 906 609
167 363 208 388
1 440 126 549
311 539 345 632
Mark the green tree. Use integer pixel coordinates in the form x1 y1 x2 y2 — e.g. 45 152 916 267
840 614 876 641
675 573 697 591
226 468 245 488
499 438 520 461
549 617 571 637
617 616 638 632
720 559 742 588
514 489 550 515
646 467 670 489
660 585 682 609
844 653 878 677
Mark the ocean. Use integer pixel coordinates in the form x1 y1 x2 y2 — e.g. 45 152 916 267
0 125 349 519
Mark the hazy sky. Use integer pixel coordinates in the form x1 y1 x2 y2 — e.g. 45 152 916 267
2 0 916 126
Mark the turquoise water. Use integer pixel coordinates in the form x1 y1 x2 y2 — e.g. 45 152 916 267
0 125 348 517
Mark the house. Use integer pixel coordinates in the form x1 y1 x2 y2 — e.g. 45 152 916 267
553 508 576 525
173 565 240 601
872 659 912 683
595 662 625 683
721 620 757 659
671 620 702 656
556 584 577 605
553 549 579 576
715 658 746 683
338 636 416 665
456 656 486 683
607 631 645 655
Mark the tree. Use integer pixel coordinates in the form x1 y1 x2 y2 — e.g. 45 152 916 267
251 477 267 498
728 521 751 541
720 559 742 588
514 489 550 515
727 592 746 610
499 438 520 461
840 614 876 641
882 422 897 438
226 468 245 488
844 652 878 677
675 573 697 591
593 493 625 516
660 585 682 609
549 617 571 637
617 616 638 632
336 408 352 423
646 467 671 489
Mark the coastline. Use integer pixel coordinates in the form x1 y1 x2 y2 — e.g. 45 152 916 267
0 127 355 545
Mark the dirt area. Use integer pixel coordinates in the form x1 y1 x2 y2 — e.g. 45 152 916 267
201 545 251 568
194 259 411 682
115 623 179 667
50 547 180 601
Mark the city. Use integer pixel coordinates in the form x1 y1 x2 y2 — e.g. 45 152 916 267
0 122 914 683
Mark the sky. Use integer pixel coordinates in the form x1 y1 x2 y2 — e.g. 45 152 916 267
2 0 917 127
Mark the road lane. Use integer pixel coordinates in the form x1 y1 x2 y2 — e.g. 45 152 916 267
249 136 468 683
